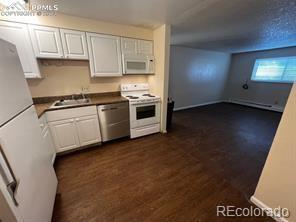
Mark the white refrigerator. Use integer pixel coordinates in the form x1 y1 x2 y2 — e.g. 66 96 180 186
0 39 58 221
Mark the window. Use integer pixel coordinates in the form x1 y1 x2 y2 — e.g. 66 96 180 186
251 56 296 83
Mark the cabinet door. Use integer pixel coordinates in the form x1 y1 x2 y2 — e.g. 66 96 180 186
60 29 88 60
121 37 137 54
75 115 101 146
29 25 64 58
138 40 153 55
0 21 41 78
49 119 80 153
42 126 56 164
87 33 122 77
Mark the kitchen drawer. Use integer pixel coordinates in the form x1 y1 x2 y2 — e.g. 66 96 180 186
131 123 160 138
46 106 97 122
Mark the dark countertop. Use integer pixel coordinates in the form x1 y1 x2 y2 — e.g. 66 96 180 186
34 92 128 118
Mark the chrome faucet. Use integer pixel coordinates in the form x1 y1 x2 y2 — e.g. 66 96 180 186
71 90 86 101
81 92 86 100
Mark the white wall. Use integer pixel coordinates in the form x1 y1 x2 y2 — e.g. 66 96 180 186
224 47 295 110
251 84 296 222
169 46 231 110
148 24 171 133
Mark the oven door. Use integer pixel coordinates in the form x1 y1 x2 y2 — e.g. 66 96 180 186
130 102 160 128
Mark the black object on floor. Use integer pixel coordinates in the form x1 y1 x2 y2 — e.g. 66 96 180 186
167 99 175 129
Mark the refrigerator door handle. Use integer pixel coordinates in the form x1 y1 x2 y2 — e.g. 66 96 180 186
0 142 19 206
7 180 18 206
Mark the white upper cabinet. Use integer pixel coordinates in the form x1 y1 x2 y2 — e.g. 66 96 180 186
60 29 88 60
29 25 88 59
87 33 122 77
2 21 153 78
121 37 153 56
138 40 153 55
29 25 64 58
0 21 41 78
121 38 138 54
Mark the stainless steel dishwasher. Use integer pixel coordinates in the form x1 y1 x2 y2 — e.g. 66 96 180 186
97 102 130 142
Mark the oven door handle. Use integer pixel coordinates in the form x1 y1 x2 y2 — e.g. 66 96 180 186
131 102 160 106
0 142 19 206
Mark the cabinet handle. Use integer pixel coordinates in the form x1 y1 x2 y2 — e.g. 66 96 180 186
76 118 80 121
0 142 18 206
70 119 74 123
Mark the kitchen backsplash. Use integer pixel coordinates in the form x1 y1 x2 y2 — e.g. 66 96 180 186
27 60 149 97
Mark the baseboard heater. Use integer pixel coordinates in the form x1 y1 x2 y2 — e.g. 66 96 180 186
228 99 284 112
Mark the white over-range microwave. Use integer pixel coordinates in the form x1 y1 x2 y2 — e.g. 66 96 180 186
122 54 155 74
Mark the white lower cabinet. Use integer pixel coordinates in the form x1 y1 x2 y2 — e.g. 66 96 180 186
46 106 101 153
39 114 56 164
75 115 101 146
49 119 80 153
42 125 56 164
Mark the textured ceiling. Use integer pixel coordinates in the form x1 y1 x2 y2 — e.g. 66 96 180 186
58 0 296 53
171 0 296 53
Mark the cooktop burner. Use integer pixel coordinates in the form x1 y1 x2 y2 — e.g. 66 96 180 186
142 94 155 97
126 95 139 99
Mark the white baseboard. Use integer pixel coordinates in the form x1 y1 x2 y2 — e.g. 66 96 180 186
227 99 284 112
250 196 289 222
173 100 223 111
172 99 284 112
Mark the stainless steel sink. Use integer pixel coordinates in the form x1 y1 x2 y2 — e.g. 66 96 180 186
51 98 91 108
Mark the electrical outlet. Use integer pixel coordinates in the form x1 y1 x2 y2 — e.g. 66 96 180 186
81 86 90 92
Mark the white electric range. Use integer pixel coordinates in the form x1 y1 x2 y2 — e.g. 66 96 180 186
121 83 161 138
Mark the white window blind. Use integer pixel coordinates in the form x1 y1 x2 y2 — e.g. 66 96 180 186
251 56 296 83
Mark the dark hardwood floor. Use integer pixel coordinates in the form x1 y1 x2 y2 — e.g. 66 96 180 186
52 103 282 222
